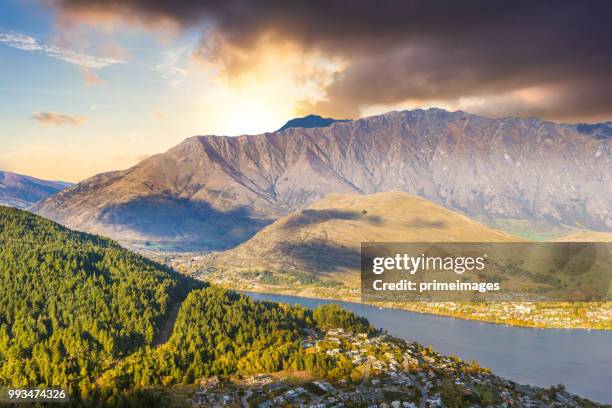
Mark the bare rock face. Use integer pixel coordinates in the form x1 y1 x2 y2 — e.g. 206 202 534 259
32 109 611 249
0 171 72 209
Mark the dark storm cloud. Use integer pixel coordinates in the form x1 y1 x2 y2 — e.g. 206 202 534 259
52 0 612 121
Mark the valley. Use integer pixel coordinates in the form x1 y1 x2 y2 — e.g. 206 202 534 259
23 109 610 332
1 110 610 406
1 205 609 406
157 191 611 330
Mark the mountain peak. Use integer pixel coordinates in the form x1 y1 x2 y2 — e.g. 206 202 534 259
277 114 351 132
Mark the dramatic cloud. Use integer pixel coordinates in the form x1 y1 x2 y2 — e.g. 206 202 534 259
48 0 612 121
0 32 124 69
30 112 86 125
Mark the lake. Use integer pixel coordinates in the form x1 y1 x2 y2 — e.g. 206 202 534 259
243 291 612 404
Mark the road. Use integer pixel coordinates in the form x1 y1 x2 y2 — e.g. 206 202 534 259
414 380 428 408
405 374 428 408
404 356 427 408
241 390 253 408
359 357 370 389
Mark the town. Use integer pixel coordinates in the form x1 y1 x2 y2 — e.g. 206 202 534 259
185 328 599 408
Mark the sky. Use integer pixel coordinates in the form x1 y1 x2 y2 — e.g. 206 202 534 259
1 0 611 182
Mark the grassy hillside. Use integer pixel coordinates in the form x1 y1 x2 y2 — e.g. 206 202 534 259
550 230 612 242
210 192 521 286
0 206 200 395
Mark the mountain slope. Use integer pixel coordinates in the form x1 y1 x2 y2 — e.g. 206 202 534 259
98 287 371 392
33 109 611 249
0 205 370 404
550 230 612 242
210 192 521 284
0 205 199 390
0 170 72 208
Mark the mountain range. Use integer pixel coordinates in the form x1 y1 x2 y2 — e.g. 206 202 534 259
33 108 611 249
0 170 72 209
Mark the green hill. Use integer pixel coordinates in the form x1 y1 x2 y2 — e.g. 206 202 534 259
0 206 372 405
0 205 199 394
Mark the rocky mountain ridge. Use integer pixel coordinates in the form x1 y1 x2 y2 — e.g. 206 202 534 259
33 108 611 249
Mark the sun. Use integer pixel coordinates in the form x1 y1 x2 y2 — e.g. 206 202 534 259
188 36 346 136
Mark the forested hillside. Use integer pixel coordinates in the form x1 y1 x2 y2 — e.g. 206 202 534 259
0 206 375 406
96 288 373 404
0 206 199 395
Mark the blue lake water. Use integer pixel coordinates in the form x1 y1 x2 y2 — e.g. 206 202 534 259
243 291 611 404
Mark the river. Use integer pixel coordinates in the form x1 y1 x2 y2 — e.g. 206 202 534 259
243 291 611 404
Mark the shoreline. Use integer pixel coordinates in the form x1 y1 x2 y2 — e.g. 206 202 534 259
212 282 610 332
